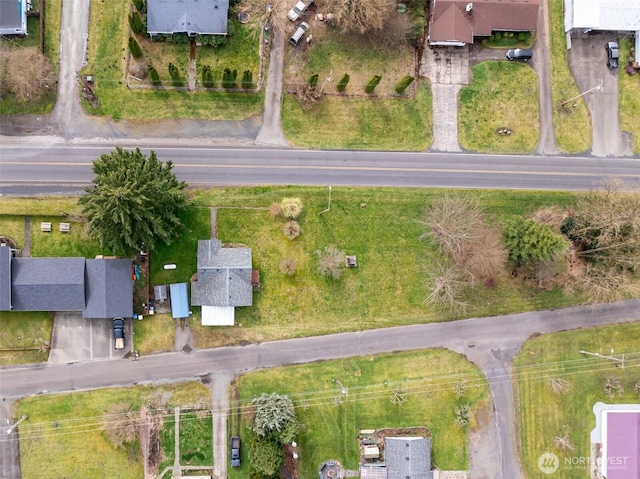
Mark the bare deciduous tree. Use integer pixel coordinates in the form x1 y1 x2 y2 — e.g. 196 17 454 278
366 12 413 49
455 404 470 427
280 258 297 275
570 263 640 303
320 0 394 34
102 401 140 448
554 435 576 451
284 220 301 240
3 47 56 102
237 0 287 36
454 380 467 399
390 386 408 405
549 378 570 395
424 263 469 312
295 83 322 110
316 245 346 279
603 376 624 399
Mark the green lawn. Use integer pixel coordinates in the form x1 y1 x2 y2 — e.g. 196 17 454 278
233 350 489 478
0 311 52 365
83 0 263 120
15 382 210 479
515 323 640 478
188 187 582 348
618 38 640 155
459 61 539 153
549 0 592 153
281 84 433 150
159 411 213 473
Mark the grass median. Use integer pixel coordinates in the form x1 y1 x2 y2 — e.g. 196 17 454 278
233 349 489 478
515 323 640 478
618 38 640 155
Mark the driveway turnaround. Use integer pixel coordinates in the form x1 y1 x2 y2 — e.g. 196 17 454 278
567 34 633 157
420 45 470 152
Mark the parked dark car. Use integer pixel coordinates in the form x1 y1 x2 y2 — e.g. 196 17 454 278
506 49 533 62
606 42 619 69
230 436 241 467
113 318 125 350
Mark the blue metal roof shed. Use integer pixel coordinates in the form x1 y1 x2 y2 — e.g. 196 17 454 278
170 283 189 319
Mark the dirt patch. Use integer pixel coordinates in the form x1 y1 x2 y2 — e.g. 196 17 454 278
140 406 164 479
281 444 299 479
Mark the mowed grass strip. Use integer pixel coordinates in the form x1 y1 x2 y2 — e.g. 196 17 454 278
515 323 640 478
549 0 592 153
15 382 211 479
84 0 262 120
459 61 539 153
0 311 52 365
281 84 433 150
618 38 640 155
233 350 489 478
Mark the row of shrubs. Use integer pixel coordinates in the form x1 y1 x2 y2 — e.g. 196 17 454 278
307 73 415 94
141 62 254 89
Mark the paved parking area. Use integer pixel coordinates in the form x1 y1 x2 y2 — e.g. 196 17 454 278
48 313 130 364
568 34 633 157
420 45 471 152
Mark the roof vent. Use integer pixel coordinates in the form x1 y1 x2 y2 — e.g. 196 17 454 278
465 2 473 12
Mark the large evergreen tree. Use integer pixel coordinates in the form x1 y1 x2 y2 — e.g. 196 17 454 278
79 147 187 255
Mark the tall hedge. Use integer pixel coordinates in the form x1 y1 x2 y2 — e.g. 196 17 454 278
241 70 253 89
222 68 237 89
202 65 214 88
337 74 350 92
148 64 161 86
128 12 143 34
365 75 382 94
395 75 414 94
128 36 143 58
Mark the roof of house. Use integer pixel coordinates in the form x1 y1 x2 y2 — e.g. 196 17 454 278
0 0 27 35
11 258 86 311
0 245 12 311
191 239 253 307
565 0 640 31
146 0 229 36
384 437 432 479
429 0 539 44
84 259 133 318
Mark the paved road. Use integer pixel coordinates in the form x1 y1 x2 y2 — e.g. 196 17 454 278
2 298 639 479
2 142 640 195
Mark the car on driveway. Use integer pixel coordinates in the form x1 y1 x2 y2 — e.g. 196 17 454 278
113 318 125 350
230 436 241 467
506 49 533 62
606 42 619 69
288 0 312 21
289 21 310 46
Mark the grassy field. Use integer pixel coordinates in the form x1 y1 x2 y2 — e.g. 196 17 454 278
83 0 263 120
515 323 640 478
182 186 582 348
15 382 211 479
618 38 640 155
459 61 539 153
0 311 52 365
158 411 213 473
281 84 433 150
549 0 592 153
232 350 489 478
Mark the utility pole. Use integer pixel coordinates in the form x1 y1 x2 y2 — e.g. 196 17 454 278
579 349 625 369
318 185 332 215
6 415 28 434
559 79 603 109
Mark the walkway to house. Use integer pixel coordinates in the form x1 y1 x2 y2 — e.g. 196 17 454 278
420 46 470 152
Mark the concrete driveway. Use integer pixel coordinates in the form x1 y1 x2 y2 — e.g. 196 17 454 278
48 313 130 364
567 34 633 157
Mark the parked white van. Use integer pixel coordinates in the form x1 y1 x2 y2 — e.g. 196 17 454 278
289 22 310 46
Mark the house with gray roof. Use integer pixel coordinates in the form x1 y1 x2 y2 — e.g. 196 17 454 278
0 246 133 318
146 0 229 37
385 437 432 479
0 0 28 36
191 239 252 325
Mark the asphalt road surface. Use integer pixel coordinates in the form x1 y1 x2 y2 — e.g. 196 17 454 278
1 141 640 195
2 298 639 479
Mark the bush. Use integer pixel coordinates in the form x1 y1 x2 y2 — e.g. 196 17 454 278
269 202 282 218
280 259 297 275
365 75 382 94
128 36 143 58
148 64 161 86
196 33 228 48
202 65 215 88
316 245 345 279
129 12 143 34
242 70 253 89
280 198 303 219
494 31 502 40
337 74 350 92
283 221 301 240
132 0 144 13
395 75 414 94
222 68 237 89
168 63 185 87
308 73 319 90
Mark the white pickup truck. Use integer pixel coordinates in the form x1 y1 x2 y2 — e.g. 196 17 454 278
287 0 313 21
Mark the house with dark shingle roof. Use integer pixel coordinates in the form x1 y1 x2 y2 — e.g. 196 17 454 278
428 0 539 46
191 239 252 325
146 0 229 37
0 245 133 319
0 0 28 36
